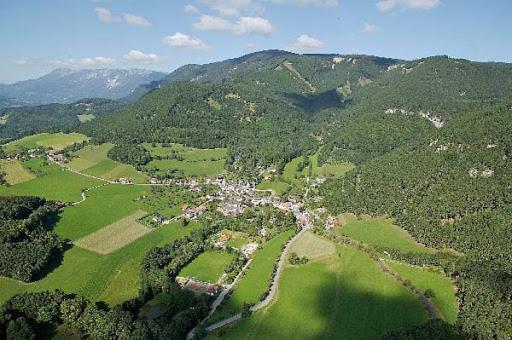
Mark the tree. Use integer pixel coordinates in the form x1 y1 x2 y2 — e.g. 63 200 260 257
6 317 35 340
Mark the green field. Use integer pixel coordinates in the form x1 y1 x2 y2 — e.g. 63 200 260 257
209 230 294 323
67 143 147 183
54 184 149 240
145 159 225 177
307 152 355 178
219 245 428 340
289 231 335 260
3 133 89 153
0 220 200 307
143 143 227 161
256 180 290 196
0 158 100 202
179 250 236 283
338 217 433 253
388 262 458 324
0 159 35 185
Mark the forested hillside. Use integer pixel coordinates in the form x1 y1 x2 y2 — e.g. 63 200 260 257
0 98 123 142
322 101 512 338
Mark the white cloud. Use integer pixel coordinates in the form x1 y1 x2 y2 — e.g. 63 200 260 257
15 60 27 65
201 0 264 16
163 33 209 50
184 4 199 13
94 7 120 23
376 0 440 12
123 13 151 27
194 15 273 35
50 57 116 68
362 22 381 33
234 16 273 34
289 34 324 51
194 15 234 31
123 50 162 64
269 0 338 7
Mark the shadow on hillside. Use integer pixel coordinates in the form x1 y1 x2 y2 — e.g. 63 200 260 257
211 250 468 339
282 89 349 114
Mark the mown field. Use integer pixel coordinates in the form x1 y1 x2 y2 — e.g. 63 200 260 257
217 244 428 339
256 180 290 196
68 143 147 183
0 159 35 185
54 184 149 240
209 230 294 323
0 157 100 202
3 132 89 153
179 250 235 283
337 216 434 253
0 220 201 307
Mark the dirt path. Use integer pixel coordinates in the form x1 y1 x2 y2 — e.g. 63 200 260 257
283 62 316 93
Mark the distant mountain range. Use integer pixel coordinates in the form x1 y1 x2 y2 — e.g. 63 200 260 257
0 68 166 107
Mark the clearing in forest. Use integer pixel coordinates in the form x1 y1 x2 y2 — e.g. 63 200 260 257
74 210 149 255
3 132 89 153
0 159 35 185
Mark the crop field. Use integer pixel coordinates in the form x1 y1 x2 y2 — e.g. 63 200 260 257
54 184 149 240
0 158 100 202
3 133 89 153
74 210 149 255
68 143 147 183
179 250 236 283
388 262 457 324
218 244 428 340
77 114 95 122
209 230 293 323
0 220 201 307
0 159 35 185
145 159 225 177
338 217 433 253
289 231 335 260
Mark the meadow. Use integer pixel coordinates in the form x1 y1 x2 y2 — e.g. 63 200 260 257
218 244 428 339
77 114 95 123
54 184 149 240
68 143 147 183
179 250 236 283
0 158 100 202
289 231 335 259
337 216 434 253
209 230 293 323
3 132 89 153
256 180 290 196
74 210 149 255
388 262 458 324
145 159 225 178
0 220 201 307
143 143 227 161
0 159 35 185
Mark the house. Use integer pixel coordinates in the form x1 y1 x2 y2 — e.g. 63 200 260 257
152 213 164 224
184 204 207 219
149 178 159 184
241 242 258 257
118 178 134 185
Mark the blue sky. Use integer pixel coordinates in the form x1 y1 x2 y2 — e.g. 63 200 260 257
1 0 511 83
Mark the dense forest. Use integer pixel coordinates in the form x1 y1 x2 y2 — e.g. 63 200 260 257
0 196 64 282
0 98 123 142
322 101 512 338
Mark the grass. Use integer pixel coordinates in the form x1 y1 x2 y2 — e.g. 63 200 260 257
388 262 458 324
68 144 147 183
3 133 89 153
0 159 35 185
289 231 335 260
74 210 149 255
0 158 100 202
179 250 236 283
338 217 433 254
306 152 354 178
145 159 225 177
54 184 149 240
256 180 290 196
0 220 201 307
143 143 227 161
77 114 95 123
209 230 294 323
218 244 428 340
